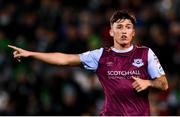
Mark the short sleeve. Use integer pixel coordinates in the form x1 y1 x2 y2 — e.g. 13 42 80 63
79 48 103 71
148 48 165 79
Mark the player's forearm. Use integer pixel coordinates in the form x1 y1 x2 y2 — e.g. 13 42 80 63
149 75 168 91
29 52 80 66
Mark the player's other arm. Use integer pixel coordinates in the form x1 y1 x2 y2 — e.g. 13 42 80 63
149 75 168 91
147 48 168 91
8 45 81 66
132 48 168 92
132 75 168 92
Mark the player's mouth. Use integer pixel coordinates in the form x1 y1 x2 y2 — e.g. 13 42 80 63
121 35 127 40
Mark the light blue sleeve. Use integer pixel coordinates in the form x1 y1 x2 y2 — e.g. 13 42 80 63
148 48 165 79
79 48 103 71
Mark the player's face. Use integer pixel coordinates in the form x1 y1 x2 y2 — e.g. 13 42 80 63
110 19 135 48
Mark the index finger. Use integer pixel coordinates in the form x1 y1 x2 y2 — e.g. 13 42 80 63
8 45 21 51
132 76 138 81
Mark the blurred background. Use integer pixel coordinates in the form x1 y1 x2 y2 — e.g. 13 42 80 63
0 0 179 115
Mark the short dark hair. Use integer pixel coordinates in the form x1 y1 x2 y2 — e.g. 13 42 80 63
110 10 136 27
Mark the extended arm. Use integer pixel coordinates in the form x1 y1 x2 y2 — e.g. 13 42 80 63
8 45 81 66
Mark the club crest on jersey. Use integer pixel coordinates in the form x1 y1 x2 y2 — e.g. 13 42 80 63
132 59 144 68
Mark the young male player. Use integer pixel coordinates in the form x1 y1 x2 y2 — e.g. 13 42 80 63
8 10 168 116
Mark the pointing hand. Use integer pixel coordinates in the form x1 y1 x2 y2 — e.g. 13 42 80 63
8 45 31 62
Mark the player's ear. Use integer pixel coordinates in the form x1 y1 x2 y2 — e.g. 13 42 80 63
132 29 135 37
109 29 114 37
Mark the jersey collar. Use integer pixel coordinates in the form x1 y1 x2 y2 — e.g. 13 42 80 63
111 45 134 53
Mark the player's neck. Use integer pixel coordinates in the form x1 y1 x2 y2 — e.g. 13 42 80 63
113 43 131 50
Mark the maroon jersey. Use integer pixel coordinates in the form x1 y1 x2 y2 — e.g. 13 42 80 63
96 46 150 116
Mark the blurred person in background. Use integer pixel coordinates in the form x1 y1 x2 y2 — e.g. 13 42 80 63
8 10 168 116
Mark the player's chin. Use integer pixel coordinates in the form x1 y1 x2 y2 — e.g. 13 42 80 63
119 41 130 45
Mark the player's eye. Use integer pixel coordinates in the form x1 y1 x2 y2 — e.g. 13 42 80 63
126 25 132 29
127 26 130 29
117 25 123 29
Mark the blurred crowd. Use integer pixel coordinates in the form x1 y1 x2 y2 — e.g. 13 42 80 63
0 0 180 115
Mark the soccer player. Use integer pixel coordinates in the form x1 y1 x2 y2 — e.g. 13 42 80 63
8 10 168 116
